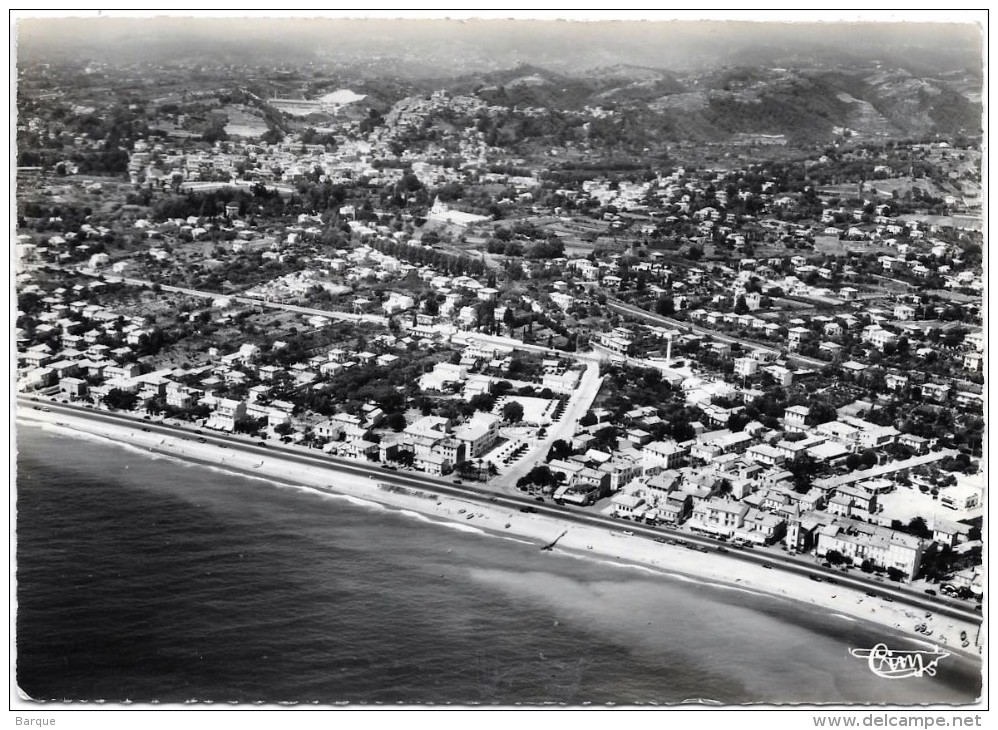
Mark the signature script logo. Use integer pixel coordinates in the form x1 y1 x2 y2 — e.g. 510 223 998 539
850 643 951 679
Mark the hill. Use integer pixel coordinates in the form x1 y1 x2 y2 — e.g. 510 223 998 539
441 64 981 147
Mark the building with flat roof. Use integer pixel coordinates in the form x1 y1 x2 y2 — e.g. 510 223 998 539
816 519 923 581
453 412 501 459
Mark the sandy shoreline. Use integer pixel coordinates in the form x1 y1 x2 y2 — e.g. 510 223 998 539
16 407 983 659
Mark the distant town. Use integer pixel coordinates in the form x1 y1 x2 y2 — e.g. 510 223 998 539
16 52 983 607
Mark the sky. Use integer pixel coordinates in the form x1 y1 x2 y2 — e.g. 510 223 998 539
13 12 984 76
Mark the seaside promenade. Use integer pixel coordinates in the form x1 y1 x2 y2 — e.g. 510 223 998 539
16 395 984 642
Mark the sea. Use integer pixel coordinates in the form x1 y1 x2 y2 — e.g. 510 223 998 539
14 422 983 706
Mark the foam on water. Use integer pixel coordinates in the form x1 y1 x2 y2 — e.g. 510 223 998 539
289 486 390 512
14 425 957 628
831 613 859 623
552 548 777 600
27 420 176 463
27 421 508 539
14 421 984 706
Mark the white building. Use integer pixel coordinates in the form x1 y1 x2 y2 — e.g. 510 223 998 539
641 440 685 470
733 357 758 378
816 520 923 581
453 412 501 459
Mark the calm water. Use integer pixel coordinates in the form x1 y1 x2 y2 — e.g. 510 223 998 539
14 423 983 705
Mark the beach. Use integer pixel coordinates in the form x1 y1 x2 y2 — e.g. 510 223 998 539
15 406 982 658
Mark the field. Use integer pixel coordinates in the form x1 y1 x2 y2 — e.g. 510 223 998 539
222 105 269 138
812 234 895 257
866 177 948 199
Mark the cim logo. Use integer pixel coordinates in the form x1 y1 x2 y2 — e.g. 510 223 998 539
849 643 951 679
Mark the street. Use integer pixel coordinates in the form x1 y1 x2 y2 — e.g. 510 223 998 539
502 359 603 487
607 298 829 369
16 395 982 629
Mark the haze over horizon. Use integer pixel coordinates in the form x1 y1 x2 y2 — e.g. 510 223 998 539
15 17 984 78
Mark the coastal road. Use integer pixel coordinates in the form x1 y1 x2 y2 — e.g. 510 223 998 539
17 397 983 628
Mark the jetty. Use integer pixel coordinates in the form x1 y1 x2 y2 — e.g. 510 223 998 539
540 530 568 551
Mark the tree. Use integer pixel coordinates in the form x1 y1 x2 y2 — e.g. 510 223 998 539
234 416 267 435
886 567 906 583
655 295 675 316
906 516 933 540
516 465 556 490
592 426 619 451
385 412 408 432
103 388 138 411
807 401 838 425
469 393 496 412
261 127 284 146
825 549 845 565
455 460 479 480
672 421 695 442
503 306 516 334
788 454 820 493
502 401 524 423
727 412 750 432
398 170 423 194
548 439 572 461
202 122 229 145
